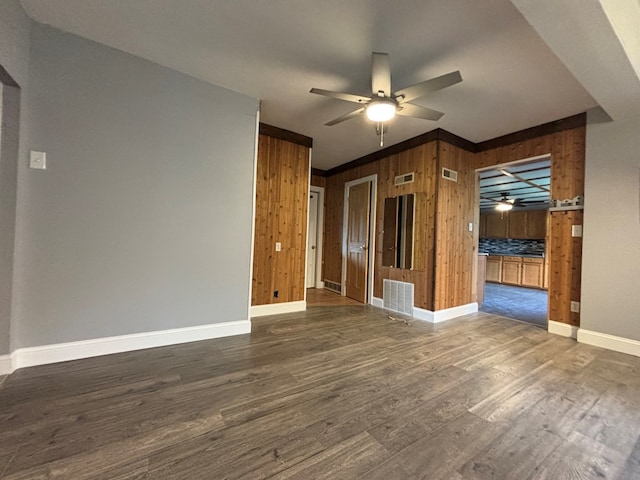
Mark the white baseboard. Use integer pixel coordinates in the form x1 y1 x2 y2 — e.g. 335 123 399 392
374 299 477 324
250 301 306 317
577 329 640 357
548 320 578 339
8 320 251 372
433 302 479 323
413 307 435 322
0 354 11 375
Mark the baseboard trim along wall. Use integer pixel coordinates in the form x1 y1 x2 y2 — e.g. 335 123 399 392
372 297 478 324
577 328 640 358
548 320 579 339
4 320 251 373
250 301 306 317
0 355 11 375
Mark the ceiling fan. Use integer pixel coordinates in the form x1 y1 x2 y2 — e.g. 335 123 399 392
482 193 547 211
310 52 462 145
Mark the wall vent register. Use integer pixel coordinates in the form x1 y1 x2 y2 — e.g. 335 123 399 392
394 172 415 186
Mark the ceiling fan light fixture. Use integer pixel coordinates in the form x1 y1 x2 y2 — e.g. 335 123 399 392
495 201 513 212
366 99 396 122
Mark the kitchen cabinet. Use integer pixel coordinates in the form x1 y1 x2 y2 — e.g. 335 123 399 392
477 255 487 306
501 256 522 285
480 209 547 240
486 255 502 283
507 211 527 239
521 257 544 288
484 212 509 238
485 255 546 289
526 210 547 240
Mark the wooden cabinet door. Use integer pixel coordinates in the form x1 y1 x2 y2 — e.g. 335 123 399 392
501 258 522 285
485 212 508 238
526 210 547 239
508 211 527 239
486 257 502 283
521 259 544 288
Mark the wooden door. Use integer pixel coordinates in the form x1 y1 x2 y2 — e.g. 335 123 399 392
345 182 371 303
306 191 319 288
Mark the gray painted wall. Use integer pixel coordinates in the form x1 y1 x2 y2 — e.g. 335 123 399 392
0 85 21 355
0 0 31 355
12 24 259 348
582 113 640 341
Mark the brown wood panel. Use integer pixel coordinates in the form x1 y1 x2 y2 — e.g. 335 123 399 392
311 174 326 188
433 142 476 310
252 134 310 306
527 210 547 240
547 210 583 326
323 142 437 309
521 260 544 289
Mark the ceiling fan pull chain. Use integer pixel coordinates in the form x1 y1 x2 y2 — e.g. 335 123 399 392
380 121 384 147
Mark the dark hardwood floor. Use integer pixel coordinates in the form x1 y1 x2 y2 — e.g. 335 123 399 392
1 306 639 479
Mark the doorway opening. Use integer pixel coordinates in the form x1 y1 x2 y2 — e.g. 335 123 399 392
476 156 550 328
306 186 324 289
341 174 377 304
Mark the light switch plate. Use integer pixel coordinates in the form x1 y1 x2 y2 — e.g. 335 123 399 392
571 225 583 237
275 242 282 252
30 151 47 170
468 222 473 232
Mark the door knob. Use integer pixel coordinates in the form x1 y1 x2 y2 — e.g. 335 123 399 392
311 246 316 250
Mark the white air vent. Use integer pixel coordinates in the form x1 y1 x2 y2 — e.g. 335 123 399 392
442 168 458 182
394 172 415 186
324 280 341 294
383 279 414 316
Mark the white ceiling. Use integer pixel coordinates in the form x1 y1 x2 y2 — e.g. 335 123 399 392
19 0 640 170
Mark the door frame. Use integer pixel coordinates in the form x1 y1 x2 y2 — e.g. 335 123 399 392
341 174 377 304
306 185 325 289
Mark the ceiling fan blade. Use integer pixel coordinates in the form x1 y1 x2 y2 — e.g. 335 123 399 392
325 107 365 126
394 70 462 104
396 103 444 121
371 52 391 97
309 88 370 104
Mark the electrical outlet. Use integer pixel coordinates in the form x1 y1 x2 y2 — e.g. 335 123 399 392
570 301 580 313
571 225 583 237
273 290 279 298
275 242 282 252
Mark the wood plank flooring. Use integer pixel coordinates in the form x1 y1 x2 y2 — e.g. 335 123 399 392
306 288 362 306
1 306 639 479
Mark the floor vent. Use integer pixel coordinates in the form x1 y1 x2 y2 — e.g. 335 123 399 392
383 279 414 316
324 280 341 294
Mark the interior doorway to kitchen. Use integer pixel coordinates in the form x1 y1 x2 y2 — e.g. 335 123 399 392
476 156 550 328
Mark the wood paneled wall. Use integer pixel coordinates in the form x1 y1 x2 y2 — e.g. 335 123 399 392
324 142 438 310
252 134 310 306
434 142 477 310
323 119 585 325
311 174 326 188
473 126 586 325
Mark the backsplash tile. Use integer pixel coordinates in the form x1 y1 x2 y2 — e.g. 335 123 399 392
479 238 545 256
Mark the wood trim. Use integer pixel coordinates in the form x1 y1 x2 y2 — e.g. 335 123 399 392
475 113 587 152
0 64 19 87
259 123 313 148
324 114 586 177
311 168 327 177
326 130 440 176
